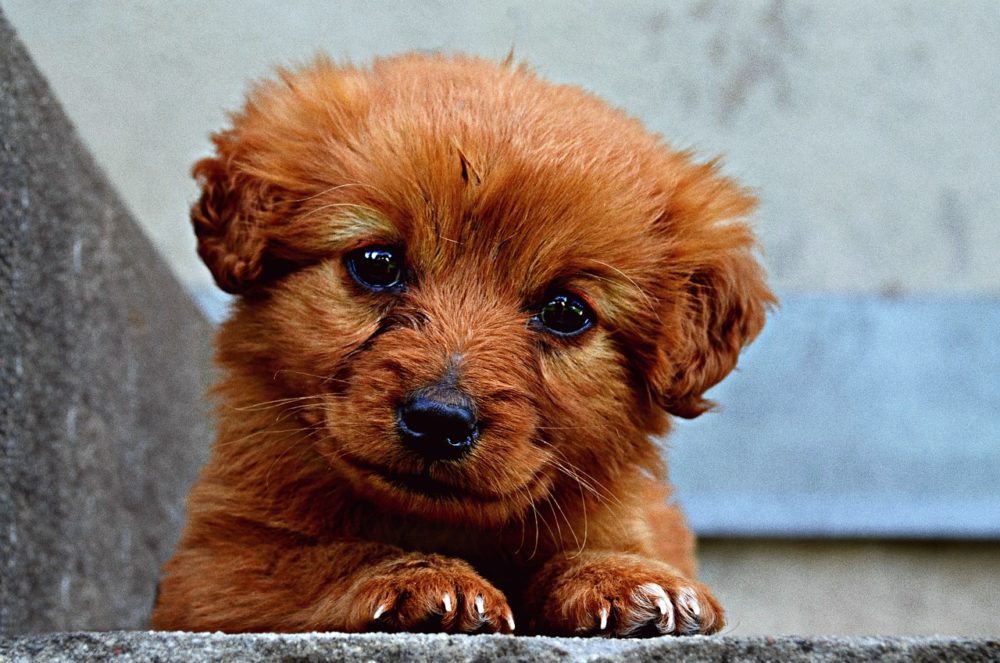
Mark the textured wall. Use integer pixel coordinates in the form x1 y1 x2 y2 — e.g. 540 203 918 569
699 539 1000 636
0 13 214 634
670 295 1000 538
4 1 999 296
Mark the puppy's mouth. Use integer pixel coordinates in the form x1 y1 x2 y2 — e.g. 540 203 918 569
343 456 499 503
380 471 474 501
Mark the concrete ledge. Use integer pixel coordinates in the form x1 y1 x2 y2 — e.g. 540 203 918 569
1 632 997 663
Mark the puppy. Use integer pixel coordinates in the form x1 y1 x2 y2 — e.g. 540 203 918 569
151 53 774 637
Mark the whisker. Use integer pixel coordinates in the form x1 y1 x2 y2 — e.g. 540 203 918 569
528 492 541 560
543 456 604 503
264 426 325 491
289 181 385 204
272 402 328 424
534 438 625 509
512 485 530 557
586 258 662 323
271 369 350 385
298 201 381 221
576 472 589 555
230 395 326 412
212 425 320 449
547 493 582 555
546 499 565 548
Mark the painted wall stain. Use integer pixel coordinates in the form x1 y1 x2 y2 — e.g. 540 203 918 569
938 189 970 274
715 1 804 125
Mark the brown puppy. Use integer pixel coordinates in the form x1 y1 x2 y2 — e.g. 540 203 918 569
151 53 774 637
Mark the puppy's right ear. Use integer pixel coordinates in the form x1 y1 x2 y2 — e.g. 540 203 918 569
646 160 776 420
190 134 278 294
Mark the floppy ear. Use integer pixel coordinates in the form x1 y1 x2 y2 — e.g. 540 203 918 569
649 164 776 419
190 58 369 294
190 134 283 294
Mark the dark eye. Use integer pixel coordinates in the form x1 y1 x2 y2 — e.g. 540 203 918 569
346 246 403 291
536 293 595 337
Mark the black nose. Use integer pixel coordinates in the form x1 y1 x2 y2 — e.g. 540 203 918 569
398 393 479 461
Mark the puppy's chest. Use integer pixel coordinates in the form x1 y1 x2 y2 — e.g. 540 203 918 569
369 519 483 553
360 517 541 570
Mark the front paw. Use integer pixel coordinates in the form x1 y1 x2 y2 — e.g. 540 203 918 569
340 553 515 634
529 552 723 637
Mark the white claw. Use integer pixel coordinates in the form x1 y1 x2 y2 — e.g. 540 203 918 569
442 593 453 613
664 604 676 634
679 587 701 618
599 607 609 631
656 597 669 615
373 603 388 620
474 594 485 617
506 612 516 632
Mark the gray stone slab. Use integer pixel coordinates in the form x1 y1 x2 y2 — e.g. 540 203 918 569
1 632 998 663
669 295 1000 538
0 11 214 634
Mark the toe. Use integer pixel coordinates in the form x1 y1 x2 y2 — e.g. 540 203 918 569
670 584 722 635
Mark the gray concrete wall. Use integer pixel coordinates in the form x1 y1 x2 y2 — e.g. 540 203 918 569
0 12 214 634
5 1 999 296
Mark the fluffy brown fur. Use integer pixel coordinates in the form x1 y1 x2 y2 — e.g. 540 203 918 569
151 53 774 637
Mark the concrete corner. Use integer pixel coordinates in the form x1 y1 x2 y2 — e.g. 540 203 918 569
0 11 214 634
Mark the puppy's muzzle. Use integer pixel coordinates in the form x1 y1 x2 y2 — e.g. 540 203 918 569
397 385 479 461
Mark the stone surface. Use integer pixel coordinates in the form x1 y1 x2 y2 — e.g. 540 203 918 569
1 632 998 663
0 12 214 634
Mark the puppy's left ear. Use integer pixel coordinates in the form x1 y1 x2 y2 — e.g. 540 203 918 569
191 150 267 294
649 163 776 419
190 128 298 295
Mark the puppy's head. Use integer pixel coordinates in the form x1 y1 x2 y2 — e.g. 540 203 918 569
196 55 774 526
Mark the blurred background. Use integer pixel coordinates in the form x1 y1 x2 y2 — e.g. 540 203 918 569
5 1 997 635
